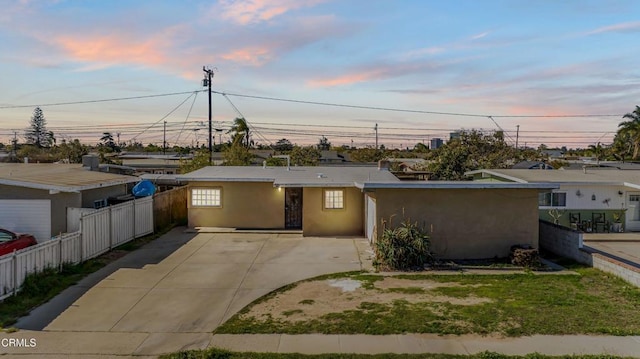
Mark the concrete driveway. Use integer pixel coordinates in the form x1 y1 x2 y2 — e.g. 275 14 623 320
4 228 372 357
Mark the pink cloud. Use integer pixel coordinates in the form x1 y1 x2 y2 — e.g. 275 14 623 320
308 69 386 87
55 35 167 67
220 47 272 66
218 0 327 25
587 21 640 35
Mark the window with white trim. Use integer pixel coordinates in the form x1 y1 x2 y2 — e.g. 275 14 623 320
538 192 566 207
324 190 344 209
192 188 221 207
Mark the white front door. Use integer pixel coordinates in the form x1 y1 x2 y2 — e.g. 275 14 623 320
366 195 376 243
625 193 640 231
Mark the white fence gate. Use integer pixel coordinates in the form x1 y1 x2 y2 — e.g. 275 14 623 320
0 197 153 302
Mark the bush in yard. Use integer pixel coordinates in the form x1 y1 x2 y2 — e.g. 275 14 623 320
374 215 433 271
510 244 541 268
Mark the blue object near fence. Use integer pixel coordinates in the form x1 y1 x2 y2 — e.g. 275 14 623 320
132 180 156 197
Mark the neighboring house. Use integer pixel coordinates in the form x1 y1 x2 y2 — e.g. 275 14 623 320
467 169 640 232
0 163 138 241
117 152 194 174
511 161 553 170
249 150 275 165
542 149 564 159
319 150 347 164
178 164 554 259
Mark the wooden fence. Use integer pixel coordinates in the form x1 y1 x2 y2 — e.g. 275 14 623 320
0 197 153 302
153 186 187 231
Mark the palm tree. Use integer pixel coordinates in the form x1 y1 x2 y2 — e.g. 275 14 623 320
617 106 640 159
228 117 252 148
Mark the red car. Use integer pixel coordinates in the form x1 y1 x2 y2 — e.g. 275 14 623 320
0 228 38 256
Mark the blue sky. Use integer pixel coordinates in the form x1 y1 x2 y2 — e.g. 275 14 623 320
1 0 639 148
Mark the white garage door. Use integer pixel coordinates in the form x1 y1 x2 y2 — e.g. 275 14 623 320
0 200 51 242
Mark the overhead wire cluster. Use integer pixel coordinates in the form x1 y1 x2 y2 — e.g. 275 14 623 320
0 89 623 148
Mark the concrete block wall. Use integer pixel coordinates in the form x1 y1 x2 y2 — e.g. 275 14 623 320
539 221 591 264
540 220 640 287
591 253 640 287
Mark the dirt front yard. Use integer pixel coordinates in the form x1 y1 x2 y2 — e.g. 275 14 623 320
216 270 640 337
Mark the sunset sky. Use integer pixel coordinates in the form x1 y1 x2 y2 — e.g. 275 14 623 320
1 0 639 148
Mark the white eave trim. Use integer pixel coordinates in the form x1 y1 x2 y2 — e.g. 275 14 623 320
0 177 137 193
464 169 529 183
178 177 276 182
355 182 559 190
623 182 640 190
273 181 355 188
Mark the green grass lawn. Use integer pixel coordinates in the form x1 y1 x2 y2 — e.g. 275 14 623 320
160 348 633 359
216 269 640 337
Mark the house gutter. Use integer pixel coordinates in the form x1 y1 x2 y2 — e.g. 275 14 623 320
0 177 138 193
464 169 529 183
355 182 559 190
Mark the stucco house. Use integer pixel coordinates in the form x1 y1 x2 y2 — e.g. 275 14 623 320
358 181 556 259
179 165 555 259
178 165 399 237
467 168 640 232
0 163 138 241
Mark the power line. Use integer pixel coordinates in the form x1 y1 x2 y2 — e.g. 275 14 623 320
129 92 197 142
0 90 204 109
0 88 626 118
214 90 624 118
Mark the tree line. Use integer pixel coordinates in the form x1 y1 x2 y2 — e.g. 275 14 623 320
3 106 640 180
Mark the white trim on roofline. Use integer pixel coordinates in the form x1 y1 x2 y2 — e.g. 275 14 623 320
0 177 138 193
354 182 558 190
179 177 276 182
464 169 529 183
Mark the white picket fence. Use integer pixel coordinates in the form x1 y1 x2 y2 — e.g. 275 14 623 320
0 197 153 302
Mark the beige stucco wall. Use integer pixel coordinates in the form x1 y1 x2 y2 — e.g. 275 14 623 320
373 188 540 259
0 184 81 236
303 187 364 236
188 181 284 229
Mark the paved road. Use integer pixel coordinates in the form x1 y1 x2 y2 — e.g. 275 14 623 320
3 228 371 357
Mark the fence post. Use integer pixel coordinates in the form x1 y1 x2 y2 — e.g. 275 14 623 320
79 216 84 262
12 250 17 296
108 206 113 250
58 235 63 272
133 198 137 239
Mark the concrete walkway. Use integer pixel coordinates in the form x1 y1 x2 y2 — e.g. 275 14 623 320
2 332 639 357
211 334 640 357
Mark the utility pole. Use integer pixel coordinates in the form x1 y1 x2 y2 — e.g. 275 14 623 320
11 131 17 161
203 66 215 164
515 125 520 149
374 123 378 150
163 121 167 155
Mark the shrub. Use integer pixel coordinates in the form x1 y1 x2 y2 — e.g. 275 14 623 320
510 245 541 268
374 216 433 271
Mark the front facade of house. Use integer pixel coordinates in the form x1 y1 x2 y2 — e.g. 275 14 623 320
467 169 640 232
181 166 554 259
358 182 554 259
180 166 397 237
